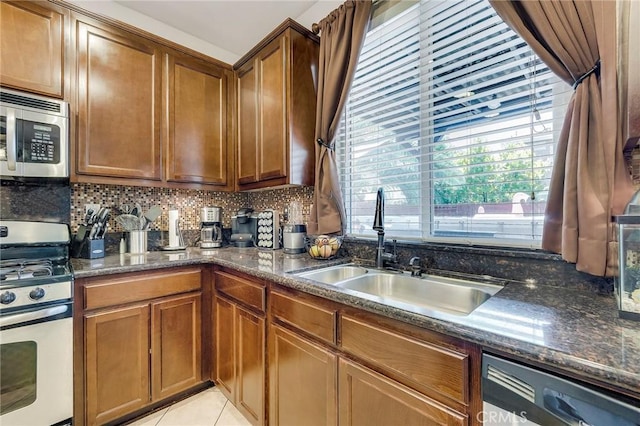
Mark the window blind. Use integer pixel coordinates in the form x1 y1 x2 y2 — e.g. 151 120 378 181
337 0 572 246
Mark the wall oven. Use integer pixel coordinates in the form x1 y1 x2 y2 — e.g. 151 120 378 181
0 221 73 426
0 88 69 179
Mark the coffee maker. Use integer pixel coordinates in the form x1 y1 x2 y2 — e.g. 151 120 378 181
231 208 258 248
200 206 222 248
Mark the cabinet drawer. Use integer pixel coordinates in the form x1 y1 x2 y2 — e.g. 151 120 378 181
340 315 469 405
84 268 201 310
271 291 337 345
215 270 265 313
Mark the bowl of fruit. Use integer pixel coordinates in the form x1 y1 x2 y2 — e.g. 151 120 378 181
306 234 343 259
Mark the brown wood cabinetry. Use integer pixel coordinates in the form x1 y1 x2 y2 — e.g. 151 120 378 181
74 16 162 182
165 52 233 189
0 1 67 98
214 269 266 426
341 314 470 407
234 19 319 190
75 267 204 426
267 285 481 426
269 324 337 426
151 294 202 401
71 12 233 189
85 304 150 425
338 358 467 426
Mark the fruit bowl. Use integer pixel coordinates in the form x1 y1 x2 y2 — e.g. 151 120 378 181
305 235 343 259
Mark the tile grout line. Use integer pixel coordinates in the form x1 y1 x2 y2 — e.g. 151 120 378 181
213 399 228 425
154 406 170 426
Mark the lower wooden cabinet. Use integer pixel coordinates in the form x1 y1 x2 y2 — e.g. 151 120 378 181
76 267 204 426
151 294 202 401
338 358 467 426
269 324 337 426
267 286 480 426
85 304 150 425
214 295 265 426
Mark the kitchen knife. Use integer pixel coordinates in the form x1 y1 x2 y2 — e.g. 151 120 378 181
95 208 110 239
96 211 110 239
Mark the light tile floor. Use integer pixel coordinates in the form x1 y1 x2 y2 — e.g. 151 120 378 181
127 387 251 426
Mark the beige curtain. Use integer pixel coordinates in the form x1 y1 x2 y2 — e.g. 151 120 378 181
490 0 635 276
308 0 372 236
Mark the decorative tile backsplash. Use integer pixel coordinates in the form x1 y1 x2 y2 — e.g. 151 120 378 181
70 183 315 233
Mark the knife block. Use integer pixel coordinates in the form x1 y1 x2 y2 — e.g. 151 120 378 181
72 231 105 259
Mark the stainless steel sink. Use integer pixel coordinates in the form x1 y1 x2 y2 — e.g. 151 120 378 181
293 264 503 316
295 264 369 284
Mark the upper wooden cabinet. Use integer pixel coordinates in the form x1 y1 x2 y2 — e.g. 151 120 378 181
234 19 319 190
0 1 67 98
71 12 234 190
165 52 234 189
75 17 163 182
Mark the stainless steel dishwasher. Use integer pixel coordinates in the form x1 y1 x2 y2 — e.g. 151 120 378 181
481 354 640 425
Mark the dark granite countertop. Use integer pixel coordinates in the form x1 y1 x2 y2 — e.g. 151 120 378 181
72 247 640 398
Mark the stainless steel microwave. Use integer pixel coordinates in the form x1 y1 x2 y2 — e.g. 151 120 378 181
0 88 69 179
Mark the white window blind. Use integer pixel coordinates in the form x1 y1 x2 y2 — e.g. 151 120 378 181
336 0 572 246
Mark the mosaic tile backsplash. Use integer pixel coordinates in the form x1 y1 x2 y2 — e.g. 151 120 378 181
70 183 315 234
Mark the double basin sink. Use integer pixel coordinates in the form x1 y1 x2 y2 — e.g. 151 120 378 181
293 264 504 316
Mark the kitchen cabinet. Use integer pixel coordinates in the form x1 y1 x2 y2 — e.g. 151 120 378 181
268 285 481 426
338 358 467 426
74 15 162 182
235 19 319 190
214 269 266 426
151 294 202 401
339 312 475 424
269 324 337 426
75 267 204 426
72 12 233 189
164 51 234 189
85 303 150 425
0 1 67 98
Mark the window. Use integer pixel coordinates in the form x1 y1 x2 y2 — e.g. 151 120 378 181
336 0 572 247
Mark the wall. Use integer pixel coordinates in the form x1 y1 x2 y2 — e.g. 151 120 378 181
1 180 70 224
70 183 314 232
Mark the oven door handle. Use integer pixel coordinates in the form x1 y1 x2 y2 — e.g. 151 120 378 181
0 304 68 328
6 108 17 171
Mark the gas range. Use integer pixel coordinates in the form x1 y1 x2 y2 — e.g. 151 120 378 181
0 220 74 425
0 221 73 313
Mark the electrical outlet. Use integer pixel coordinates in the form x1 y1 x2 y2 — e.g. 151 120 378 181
85 204 100 215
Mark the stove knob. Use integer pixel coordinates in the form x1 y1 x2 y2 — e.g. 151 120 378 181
1 291 16 305
29 287 45 300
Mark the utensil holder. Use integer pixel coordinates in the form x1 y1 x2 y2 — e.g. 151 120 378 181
128 230 148 253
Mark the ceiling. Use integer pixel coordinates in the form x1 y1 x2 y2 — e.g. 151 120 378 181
112 1 338 60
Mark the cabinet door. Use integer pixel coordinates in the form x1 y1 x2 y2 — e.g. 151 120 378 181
0 1 65 98
215 296 236 401
75 18 162 180
166 53 231 187
269 324 337 426
257 35 288 181
151 293 202 401
237 306 265 426
237 60 259 185
85 304 150 426
338 359 467 426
